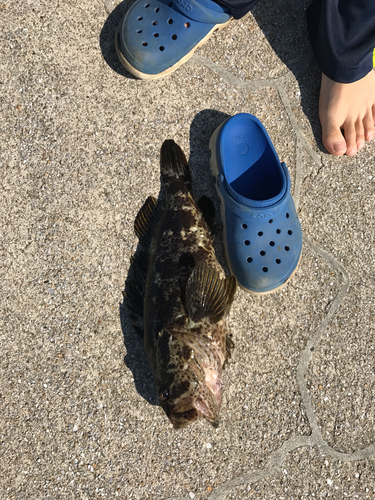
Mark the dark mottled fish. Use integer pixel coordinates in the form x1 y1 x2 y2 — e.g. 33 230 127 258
125 140 236 429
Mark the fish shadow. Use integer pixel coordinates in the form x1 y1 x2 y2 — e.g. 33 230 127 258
119 110 232 405
120 185 167 406
119 299 160 406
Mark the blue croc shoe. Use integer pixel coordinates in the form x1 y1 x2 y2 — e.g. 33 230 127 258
209 113 302 294
115 0 231 80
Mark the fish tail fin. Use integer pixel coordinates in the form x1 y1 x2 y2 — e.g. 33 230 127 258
160 140 192 190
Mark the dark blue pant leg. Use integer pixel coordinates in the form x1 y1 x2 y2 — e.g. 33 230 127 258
218 0 259 20
218 0 375 83
306 0 375 83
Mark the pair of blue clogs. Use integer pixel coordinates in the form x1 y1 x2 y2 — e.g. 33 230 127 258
116 0 302 294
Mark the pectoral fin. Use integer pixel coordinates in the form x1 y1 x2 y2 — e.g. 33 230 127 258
185 264 237 323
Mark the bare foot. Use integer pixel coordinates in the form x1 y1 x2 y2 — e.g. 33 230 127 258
319 70 375 156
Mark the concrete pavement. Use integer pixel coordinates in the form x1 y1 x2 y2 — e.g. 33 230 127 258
1 0 375 498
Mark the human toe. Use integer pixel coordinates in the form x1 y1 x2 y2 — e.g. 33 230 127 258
344 123 358 156
322 125 347 156
355 120 365 150
364 111 375 142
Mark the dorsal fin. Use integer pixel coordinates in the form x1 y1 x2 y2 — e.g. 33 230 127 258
134 196 160 249
185 264 237 323
123 246 149 338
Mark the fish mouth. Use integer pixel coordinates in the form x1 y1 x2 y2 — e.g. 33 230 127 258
168 397 220 429
169 408 199 430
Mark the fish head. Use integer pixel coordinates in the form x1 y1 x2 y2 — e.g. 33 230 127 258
154 324 225 429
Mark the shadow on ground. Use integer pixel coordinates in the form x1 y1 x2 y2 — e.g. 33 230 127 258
251 0 324 152
119 300 160 405
99 0 138 79
100 0 325 152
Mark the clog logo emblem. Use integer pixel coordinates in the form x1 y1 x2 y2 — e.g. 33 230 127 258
249 209 279 218
232 134 252 141
236 142 249 155
175 0 192 11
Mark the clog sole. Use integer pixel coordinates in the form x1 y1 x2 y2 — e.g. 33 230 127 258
115 19 231 80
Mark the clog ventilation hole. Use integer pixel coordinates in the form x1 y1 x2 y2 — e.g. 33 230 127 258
137 3 191 51
242 212 293 272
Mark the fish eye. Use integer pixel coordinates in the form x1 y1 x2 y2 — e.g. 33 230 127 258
159 391 169 401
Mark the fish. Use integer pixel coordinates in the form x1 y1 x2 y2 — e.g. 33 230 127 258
124 139 236 429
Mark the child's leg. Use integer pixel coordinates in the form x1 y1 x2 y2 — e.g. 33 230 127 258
307 0 375 156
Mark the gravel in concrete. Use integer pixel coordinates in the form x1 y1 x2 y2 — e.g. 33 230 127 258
1 0 374 499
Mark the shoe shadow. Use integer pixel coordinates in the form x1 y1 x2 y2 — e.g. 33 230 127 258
188 109 232 273
250 0 324 152
99 0 138 79
119 109 232 406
